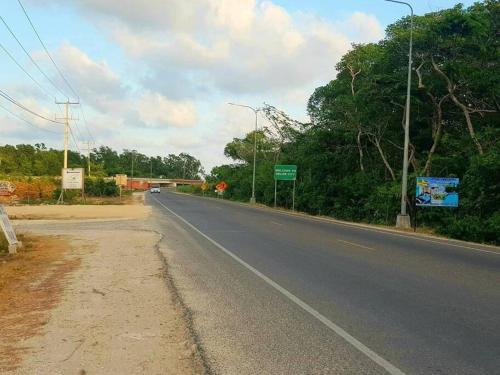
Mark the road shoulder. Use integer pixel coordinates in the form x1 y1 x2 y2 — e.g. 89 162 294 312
1 209 206 374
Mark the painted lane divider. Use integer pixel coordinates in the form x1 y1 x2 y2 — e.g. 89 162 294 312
337 239 375 251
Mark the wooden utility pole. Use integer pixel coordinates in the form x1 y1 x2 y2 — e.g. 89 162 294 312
55 100 79 168
55 100 79 203
84 140 93 177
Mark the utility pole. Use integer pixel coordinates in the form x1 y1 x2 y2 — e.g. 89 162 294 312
130 149 136 190
55 100 79 169
55 100 79 204
84 141 93 177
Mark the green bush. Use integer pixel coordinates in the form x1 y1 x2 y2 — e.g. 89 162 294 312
52 188 80 201
84 178 119 197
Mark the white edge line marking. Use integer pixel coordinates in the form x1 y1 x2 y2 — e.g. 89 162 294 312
177 192 500 256
338 239 375 251
270 221 283 226
152 196 405 375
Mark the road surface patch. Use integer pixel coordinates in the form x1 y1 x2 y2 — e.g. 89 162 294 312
152 196 405 375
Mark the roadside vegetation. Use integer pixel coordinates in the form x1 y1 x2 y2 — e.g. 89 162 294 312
0 146 203 204
0 144 203 179
207 2 499 245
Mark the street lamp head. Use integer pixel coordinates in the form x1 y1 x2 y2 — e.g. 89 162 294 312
227 102 257 112
384 0 413 13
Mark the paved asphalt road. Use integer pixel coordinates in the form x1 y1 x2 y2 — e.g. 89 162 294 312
149 191 500 375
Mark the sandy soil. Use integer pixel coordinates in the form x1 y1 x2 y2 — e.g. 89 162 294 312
0 203 206 374
0 235 79 372
5 204 151 221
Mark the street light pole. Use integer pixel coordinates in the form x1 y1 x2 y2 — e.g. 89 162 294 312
228 102 259 204
386 0 414 229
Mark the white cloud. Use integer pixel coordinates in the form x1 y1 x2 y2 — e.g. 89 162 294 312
43 0 378 96
208 0 256 35
336 12 384 43
55 43 123 96
18 1 384 171
136 92 198 128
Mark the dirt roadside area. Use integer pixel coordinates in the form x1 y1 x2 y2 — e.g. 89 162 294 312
5 204 151 221
0 202 206 374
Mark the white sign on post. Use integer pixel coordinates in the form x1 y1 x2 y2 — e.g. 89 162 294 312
62 168 84 189
0 204 20 254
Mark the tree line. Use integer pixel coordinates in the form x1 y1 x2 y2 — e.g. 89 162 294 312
0 143 204 180
208 1 499 244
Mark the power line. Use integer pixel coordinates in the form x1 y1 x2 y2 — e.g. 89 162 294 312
68 123 82 153
16 0 78 99
16 0 98 145
69 107 85 145
0 88 63 124
0 40 54 100
0 101 58 134
78 104 96 143
0 14 68 99
13 1 97 145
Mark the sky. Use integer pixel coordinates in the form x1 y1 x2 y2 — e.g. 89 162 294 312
0 0 477 172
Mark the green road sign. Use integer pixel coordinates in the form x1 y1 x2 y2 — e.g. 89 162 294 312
274 165 297 181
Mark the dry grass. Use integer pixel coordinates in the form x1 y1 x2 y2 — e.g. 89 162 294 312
0 235 79 372
76 193 138 205
0 231 8 253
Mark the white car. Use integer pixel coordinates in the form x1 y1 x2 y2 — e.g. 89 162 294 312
150 184 161 193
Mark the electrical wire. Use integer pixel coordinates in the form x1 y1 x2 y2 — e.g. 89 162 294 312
0 40 54 100
9 1 97 148
0 88 63 124
69 107 86 145
68 123 82 153
0 102 58 134
0 14 69 99
16 1 97 145
78 103 96 143
16 0 79 99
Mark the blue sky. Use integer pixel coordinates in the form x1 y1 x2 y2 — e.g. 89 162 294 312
0 0 477 171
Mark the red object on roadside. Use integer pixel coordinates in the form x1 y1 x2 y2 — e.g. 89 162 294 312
216 181 228 191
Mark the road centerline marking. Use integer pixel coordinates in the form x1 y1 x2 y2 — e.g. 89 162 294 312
152 196 405 375
169 192 500 256
270 221 283 226
337 239 375 251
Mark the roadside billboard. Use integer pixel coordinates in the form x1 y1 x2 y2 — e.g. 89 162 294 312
416 177 459 207
62 168 84 190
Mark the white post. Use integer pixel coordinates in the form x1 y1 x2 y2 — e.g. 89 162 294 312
274 179 277 208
